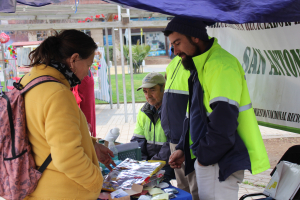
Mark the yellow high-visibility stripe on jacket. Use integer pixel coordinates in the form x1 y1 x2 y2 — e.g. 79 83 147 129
134 108 167 145
165 56 190 94
162 56 190 144
189 38 270 175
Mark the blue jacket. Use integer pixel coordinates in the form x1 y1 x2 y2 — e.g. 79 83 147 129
161 56 190 144
176 38 252 181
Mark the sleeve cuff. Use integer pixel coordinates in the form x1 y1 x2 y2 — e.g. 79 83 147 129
91 137 98 145
175 144 183 151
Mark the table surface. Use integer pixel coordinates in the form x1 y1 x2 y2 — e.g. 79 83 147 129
167 185 192 200
98 185 192 200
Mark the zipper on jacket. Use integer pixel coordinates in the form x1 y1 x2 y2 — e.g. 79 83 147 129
170 60 181 80
149 121 156 146
165 60 182 143
192 72 197 82
154 124 156 146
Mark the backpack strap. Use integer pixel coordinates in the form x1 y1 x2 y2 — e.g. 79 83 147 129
2 93 18 158
18 75 61 95
18 75 60 173
38 154 52 173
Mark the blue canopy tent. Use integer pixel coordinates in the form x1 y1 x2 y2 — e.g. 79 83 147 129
0 0 67 13
2 0 300 23
105 0 300 23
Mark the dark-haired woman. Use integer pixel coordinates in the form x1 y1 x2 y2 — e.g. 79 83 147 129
22 29 115 199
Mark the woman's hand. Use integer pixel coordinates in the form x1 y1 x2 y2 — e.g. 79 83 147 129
94 143 117 171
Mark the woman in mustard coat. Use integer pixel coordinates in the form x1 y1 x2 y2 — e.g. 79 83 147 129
22 29 115 199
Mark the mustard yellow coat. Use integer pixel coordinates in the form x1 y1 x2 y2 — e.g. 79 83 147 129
21 65 103 200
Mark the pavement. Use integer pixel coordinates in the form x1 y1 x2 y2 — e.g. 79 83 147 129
95 103 300 200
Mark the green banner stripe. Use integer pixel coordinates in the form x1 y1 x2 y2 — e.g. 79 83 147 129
258 121 300 134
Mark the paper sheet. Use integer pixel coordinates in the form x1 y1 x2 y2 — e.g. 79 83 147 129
148 188 164 195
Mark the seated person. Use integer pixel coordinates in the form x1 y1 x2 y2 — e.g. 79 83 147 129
130 72 175 183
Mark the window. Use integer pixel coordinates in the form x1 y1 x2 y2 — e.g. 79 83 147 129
37 31 47 41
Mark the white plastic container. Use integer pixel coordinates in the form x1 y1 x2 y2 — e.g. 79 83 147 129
105 127 120 142
107 136 119 161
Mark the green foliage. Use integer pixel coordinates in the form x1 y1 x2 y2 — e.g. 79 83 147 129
242 181 266 188
242 181 253 186
123 45 129 63
104 46 114 62
95 72 165 104
257 184 266 188
123 44 151 74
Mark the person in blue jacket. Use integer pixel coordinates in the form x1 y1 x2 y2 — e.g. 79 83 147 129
161 56 199 200
164 17 270 200
130 72 175 183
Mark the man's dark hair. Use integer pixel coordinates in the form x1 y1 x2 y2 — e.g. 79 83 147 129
163 16 211 41
163 29 195 44
163 30 173 37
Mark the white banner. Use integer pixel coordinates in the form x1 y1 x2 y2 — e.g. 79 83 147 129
93 47 111 103
207 22 300 132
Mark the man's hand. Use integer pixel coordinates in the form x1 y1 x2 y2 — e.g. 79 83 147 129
94 143 116 171
169 150 185 169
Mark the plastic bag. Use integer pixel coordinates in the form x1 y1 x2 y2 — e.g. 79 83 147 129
138 195 152 200
164 188 179 194
264 161 300 200
168 193 177 199
144 170 165 187
102 158 165 191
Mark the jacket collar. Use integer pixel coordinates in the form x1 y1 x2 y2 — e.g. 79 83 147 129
192 38 221 82
48 60 81 88
141 102 160 125
22 64 73 89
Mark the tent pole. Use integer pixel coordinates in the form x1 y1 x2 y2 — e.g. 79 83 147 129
105 27 113 109
112 28 120 109
126 9 136 123
118 5 128 123
128 27 136 123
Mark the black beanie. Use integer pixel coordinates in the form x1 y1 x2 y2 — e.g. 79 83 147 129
164 16 213 41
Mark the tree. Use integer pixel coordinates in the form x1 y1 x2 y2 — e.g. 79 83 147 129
104 46 114 62
123 42 151 74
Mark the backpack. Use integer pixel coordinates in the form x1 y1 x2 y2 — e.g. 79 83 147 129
0 76 60 199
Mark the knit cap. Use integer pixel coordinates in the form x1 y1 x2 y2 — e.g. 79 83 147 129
164 16 214 41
